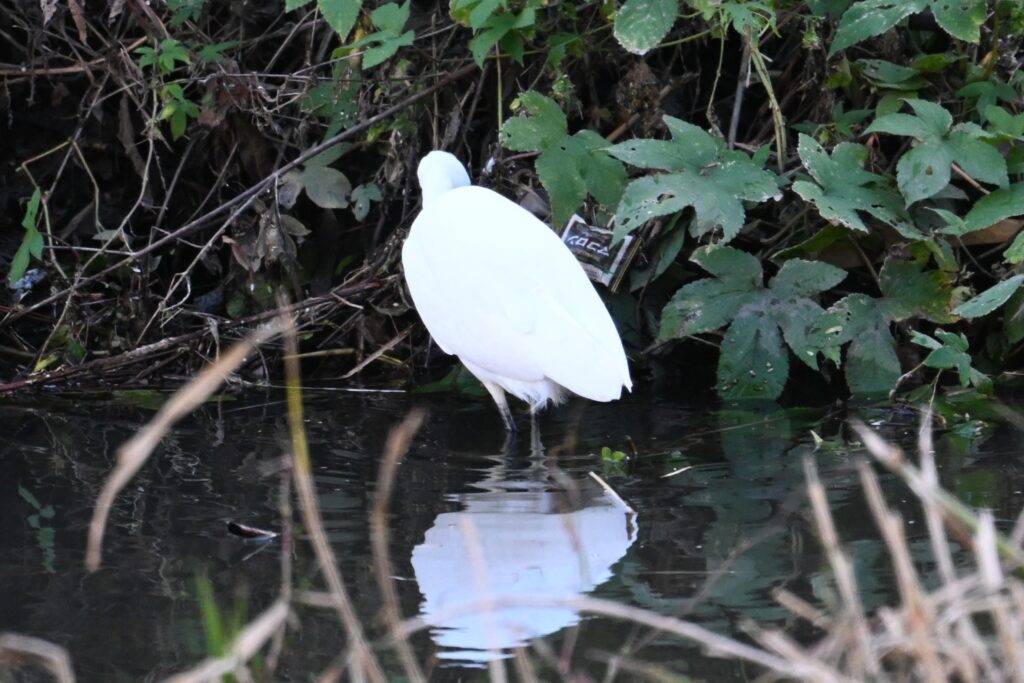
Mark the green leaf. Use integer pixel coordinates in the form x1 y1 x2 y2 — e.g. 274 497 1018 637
691 243 763 284
661 245 842 399
792 135 917 236
371 1 409 33
931 0 986 42
21 187 41 232
946 129 1009 188
500 91 625 225
1003 288 1024 343
718 307 789 399
613 0 678 55
286 0 314 9
829 294 901 395
610 117 779 243
963 183 1024 233
866 100 1008 206
319 0 361 40
300 166 352 208
535 146 587 228
879 256 955 323
501 91 567 152
954 275 1024 319
10 189 43 286
857 59 928 90
829 0 927 56
895 139 953 206
351 183 382 221
769 259 846 299
363 31 414 68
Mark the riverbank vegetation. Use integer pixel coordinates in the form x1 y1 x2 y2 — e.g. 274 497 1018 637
2 0 1023 413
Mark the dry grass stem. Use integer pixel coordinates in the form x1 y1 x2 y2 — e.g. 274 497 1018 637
370 409 427 683
161 599 290 683
0 632 76 683
281 311 386 683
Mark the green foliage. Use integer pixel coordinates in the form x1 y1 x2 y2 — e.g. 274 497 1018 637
347 2 415 68
613 0 678 55
659 245 845 399
830 0 986 56
500 91 626 226
10 188 43 286
136 39 191 75
865 99 1008 206
286 0 363 40
166 0 204 26
158 83 200 140
792 134 917 237
451 0 544 65
912 330 987 389
954 276 1024 319
608 116 781 244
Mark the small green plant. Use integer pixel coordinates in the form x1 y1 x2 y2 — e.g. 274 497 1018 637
135 39 201 140
135 38 191 75
347 2 415 68
451 0 545 64
9 188 43 286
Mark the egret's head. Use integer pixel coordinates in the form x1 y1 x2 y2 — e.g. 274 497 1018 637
418 151 471 207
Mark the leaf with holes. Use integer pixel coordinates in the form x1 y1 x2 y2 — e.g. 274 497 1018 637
931 0 986 42
866 99 1008 206
792 134 918 237
609 116 780 244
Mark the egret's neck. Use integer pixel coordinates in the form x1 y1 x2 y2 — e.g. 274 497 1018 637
418 151 471 207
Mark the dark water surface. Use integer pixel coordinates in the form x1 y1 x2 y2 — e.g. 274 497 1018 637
2 390 1022 681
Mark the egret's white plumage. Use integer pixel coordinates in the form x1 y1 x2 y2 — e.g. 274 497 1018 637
402 151 632 429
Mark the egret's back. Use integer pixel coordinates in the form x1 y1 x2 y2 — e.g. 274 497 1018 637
403 153 631 411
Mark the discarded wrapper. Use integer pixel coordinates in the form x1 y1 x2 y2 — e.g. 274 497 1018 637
561 214 640 292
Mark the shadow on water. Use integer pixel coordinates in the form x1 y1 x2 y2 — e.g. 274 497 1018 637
2 390 1024 679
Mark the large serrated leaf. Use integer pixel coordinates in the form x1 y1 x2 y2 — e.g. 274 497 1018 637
613 0 678 55
611 120 779 244
792 135 917 236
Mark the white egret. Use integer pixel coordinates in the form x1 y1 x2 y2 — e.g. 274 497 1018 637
402 151 632 430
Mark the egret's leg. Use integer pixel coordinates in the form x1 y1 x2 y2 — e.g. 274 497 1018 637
529 410 543 458
482 381 515 433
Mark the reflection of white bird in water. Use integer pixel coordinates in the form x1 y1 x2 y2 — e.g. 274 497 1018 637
411 484 637 661
402 151 632 431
